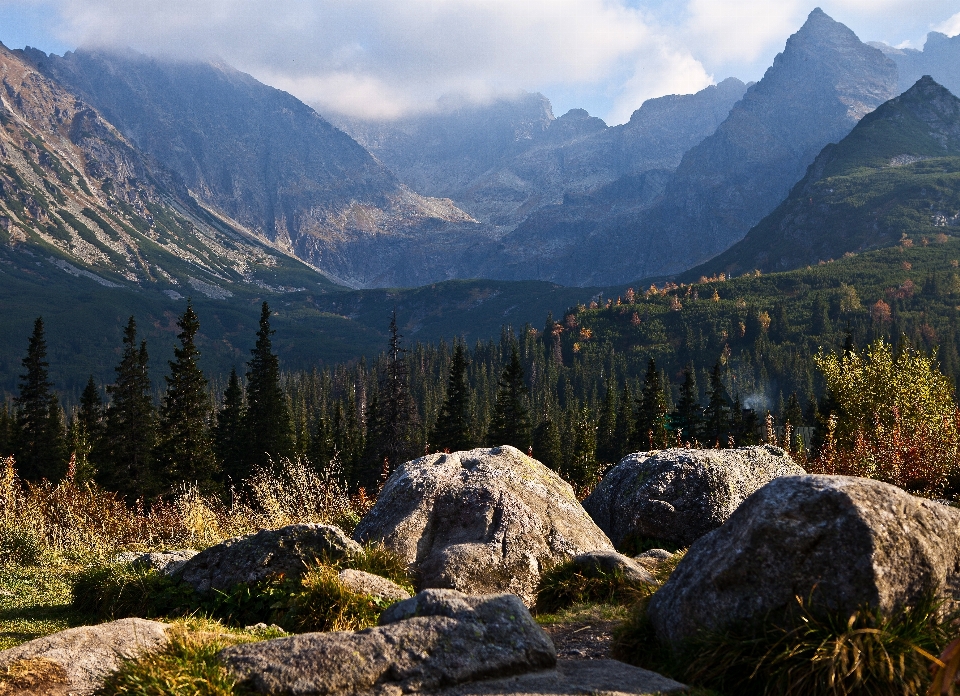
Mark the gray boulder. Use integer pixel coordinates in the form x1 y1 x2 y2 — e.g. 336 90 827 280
583 445 805 547
175 524 361 593
353 446 614 606
0 618 169 694
570 550 656 585
219 589 556 694
120 549 198 576
337 569 411 602
434 659 687 695
648 475 960 648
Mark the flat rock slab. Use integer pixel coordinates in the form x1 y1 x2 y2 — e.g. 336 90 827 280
0 618 169 694
354 446 614 606
583 445 805 547
176 524 361 593
221 590 555 695
432 660 688 695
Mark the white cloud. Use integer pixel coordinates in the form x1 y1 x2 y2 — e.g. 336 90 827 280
934 11 960 37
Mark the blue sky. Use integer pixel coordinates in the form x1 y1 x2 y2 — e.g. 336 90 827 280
0 0 957 124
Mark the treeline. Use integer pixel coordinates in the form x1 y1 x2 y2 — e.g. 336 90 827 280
6 237 960 500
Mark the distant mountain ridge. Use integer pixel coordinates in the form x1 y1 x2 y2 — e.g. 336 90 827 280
871 32 960 97
684 76 960 279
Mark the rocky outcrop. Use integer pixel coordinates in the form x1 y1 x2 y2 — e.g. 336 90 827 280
337 569 411 602
219 590 556 694
0 618 169 694
175 524 361 593
353 446 615 606
583 445 804 548
648 475 960 648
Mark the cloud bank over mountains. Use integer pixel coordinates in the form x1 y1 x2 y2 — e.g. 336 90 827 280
2 0 959 123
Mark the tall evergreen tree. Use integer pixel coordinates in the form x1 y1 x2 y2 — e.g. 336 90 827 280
431 342 471 452
216 368 246 482
155 301 218 491
672 365 702 444
564 406 598 489
595 376 619 464
376 311 420 470
14 317 66 480
486 347 531 450
69 376 104 483
532 414 562 471
634 358 668 450
102 317 155 498
702 361 730 446
612 384 634 460
243 302 294 475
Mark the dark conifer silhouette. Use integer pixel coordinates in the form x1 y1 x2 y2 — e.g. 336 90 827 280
612 384 634 460
702 361 731 446
243 302 294 475
672 364 702 444
431 342 471 452
634 358 668 450
532 414 562 471
156 301 218 491
215 367 246 482
102 317 155 498
14 317 66 480
596 376 619 464
486 347 531 450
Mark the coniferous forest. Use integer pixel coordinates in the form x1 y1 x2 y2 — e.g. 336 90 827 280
6 235 960 500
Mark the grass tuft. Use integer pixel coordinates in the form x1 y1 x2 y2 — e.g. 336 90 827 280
282 565 391 633
536 560 654 614
613 591 951 696
70 562 195 621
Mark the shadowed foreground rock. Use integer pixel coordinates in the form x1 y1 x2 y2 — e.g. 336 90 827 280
0 618 169 694
353 446 614 605
220 590 556 694
175 524 361 593
583 445 805 547
648 475 960 648
433 659 687 695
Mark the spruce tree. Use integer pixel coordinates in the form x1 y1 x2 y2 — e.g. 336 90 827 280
565 406 598 489
155 301 218 491
378 311 420 469
672 365 702 445
431 342 471 452
102 317 155 498
216 367 246 482
532 415 562 471
612 384 634 459
69 376 104 483
14 317 66 480
634 358 668 450
486 347 531 450
595 376 619 464
243 302 294 475
702 361 730 446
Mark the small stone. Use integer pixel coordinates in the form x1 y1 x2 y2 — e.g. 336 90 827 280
337 569 411 602
570 550 656 585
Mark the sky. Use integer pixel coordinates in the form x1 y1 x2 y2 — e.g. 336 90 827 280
0 0 958 125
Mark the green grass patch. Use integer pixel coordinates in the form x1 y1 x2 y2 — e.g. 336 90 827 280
0 564 80 650
613 592 951 696
534 601 631 627
535 560 654 614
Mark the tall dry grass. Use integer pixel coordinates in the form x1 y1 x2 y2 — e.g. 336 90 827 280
0 455 364 566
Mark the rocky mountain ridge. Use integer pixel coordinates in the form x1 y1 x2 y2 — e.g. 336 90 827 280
871 31 960 97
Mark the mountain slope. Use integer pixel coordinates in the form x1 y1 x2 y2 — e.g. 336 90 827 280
872 32 960 97
26 48 476 288
340 80 746 228
685 76 960 279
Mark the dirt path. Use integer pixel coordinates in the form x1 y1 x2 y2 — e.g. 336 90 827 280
542 618 619 660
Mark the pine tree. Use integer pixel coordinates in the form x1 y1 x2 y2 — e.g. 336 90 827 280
102 317 155 498
14 317 66 481
70 376 104 483
702 361 730 446
612 384 634 460
634 358 668 450
672 365 701 445
595 376 619 464
532 415 562 471
155 301 218 491
243 302 294 475
431 342 471 452
565 406 598 489
215 368 246 482
379 311 420 468
486 347 531 450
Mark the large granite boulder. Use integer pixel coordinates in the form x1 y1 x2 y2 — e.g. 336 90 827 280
352 446 615 606
0 618 169 694
648 475 960 648
175 524 361 593
219 590 556 694
583 445 805 548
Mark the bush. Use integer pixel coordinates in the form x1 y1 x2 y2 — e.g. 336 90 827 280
613 592 950 696
536 560 654 614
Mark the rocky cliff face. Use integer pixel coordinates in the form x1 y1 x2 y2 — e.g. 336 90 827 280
686 76 960 278
486 8 899 286
872 32 960 97
29 48 476 288
0 41 318 296
341 80 746 229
